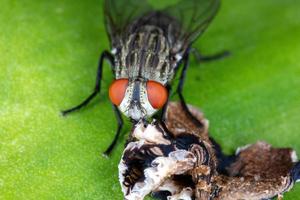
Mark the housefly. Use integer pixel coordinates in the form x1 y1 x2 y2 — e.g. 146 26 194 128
62 0 228 155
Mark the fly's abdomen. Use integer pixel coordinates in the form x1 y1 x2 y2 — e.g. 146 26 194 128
116 25 174 85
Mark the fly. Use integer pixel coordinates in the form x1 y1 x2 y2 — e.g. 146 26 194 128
62 0 229 155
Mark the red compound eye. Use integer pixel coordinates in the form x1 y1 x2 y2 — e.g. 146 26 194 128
109 79 129 106
146 80 168 109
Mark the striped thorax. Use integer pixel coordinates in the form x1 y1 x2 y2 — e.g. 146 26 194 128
110 25 173 121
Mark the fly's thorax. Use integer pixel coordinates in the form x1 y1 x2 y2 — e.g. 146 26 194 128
118 79 157 121
113 25 178 85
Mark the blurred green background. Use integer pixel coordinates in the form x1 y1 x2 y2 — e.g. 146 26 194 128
1 0 300 199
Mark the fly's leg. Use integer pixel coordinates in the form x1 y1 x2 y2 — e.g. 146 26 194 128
61 50 124 156
61 50 114 116
191 48 230 62
177 51 204 129
103 104 123 156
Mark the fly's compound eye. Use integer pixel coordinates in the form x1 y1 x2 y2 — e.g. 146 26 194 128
146 81 168 109
109 79 129 106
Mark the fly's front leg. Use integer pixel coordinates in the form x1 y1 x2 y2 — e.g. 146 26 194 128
177 51 204 129
191 48 230 62
61 50 114 116
103 104 123 156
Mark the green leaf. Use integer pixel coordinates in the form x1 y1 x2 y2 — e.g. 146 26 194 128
0 0 299 199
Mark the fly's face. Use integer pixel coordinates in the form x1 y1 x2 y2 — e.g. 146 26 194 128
109 78 168 121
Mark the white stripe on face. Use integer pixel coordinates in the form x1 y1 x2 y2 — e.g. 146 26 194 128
119 80 157 121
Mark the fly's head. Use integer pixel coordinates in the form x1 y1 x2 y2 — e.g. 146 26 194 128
109 78 168 122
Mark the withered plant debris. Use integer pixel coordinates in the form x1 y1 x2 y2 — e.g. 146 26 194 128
119 102 300 200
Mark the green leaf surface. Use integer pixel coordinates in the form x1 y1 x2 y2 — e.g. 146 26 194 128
1 0 300 199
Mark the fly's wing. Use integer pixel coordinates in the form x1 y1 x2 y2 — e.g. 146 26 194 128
162 0 220 52
104 0 220 52
104 0 152 47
